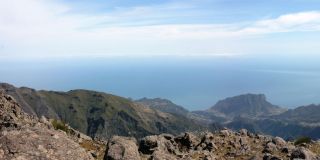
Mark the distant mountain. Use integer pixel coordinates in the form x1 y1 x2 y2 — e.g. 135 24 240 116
135 97 223 131
226 117 320 140
209 94 286 118
191 94 286 124
190 93 320 139
2 82 320 140
272 104 320 126
0 83 205 139
135 97 189 116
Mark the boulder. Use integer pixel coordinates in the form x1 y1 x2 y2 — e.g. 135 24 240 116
220 129 231 137
290 147 317 160
263 142 277 153
197 132 217 151
174 132 200 151
139 135 159 154
0 126 94 160
272 137 287 147
152 150 177 160
263 154 282 160
239 129 248 136
104 136 140 160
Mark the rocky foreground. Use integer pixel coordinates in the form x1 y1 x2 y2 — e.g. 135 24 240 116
105 129 320 160
0 90 106 160
1 90 320 160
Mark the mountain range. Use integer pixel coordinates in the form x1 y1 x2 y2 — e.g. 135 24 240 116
1 82 320 140
0 83 204 139
1 89 319 160
135 92 320 140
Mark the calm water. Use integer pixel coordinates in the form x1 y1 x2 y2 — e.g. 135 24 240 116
1 55 320 110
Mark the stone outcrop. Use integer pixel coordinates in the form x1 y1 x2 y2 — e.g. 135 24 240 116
0 90 94 160
104 129 320 160
104 136 140 160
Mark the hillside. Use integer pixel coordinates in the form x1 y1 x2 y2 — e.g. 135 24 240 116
135 97 189 116
273 104 320 126
0 89 98 159
209 94 286 118
190 93 320 139
191 93 286 124
0 83 204 139
1 90 319 159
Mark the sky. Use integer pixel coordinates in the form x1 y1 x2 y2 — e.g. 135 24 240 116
1 0 320 110
0 0 320 58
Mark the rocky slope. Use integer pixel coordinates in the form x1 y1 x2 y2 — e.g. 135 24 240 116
104 128 320 160
0 83 204 139
0 89 97 160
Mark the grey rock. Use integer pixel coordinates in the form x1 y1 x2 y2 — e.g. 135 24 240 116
105 136 140 160
272 137 287 147
290 147 317 160
239 129 248 136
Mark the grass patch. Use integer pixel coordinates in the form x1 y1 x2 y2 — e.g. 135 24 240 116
52 119 70 133
294 136 311 146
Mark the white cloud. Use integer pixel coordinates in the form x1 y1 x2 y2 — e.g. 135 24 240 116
239 11 320 34
0 0 320 58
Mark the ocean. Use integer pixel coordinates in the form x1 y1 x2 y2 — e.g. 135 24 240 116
1 54 320 110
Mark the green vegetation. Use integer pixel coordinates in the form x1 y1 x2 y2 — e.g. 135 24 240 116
294 136 311 146
14 89 204 139
51 119 70 133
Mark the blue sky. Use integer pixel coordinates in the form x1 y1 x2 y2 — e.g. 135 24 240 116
0 0 320 58
1 0 320 109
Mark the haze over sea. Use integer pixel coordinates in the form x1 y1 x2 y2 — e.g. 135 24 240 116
1 54 320 110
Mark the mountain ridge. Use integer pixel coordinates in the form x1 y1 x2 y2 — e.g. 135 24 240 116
135 97 189 116
2 82 320 140
0 83 205 139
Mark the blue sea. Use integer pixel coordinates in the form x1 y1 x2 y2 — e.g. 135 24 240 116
1 54 320 110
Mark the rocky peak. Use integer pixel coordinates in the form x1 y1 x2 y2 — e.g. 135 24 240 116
0 89 36 129
209 93 285 118
0 90 95 160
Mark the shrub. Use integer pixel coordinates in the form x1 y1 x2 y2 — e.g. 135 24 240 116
294 136 311 146
51 119 70 133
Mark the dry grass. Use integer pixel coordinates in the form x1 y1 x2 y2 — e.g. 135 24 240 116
80 140 106 160
309 142 320 155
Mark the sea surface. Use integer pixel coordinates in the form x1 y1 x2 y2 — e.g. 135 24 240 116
1 54 320 110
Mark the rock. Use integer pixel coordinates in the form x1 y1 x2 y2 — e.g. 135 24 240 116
263 142 277 153
239 137 248 146
139 134 178 156
139 135 159 154
272 137 286 147
263 154 282 160
174 132 200 150
249 155 262 160
152 150 177 160
0 126 94 160
104 136 140 160
239 129 248 136
220 129 231 137
0 91 94 160
290 147 317 160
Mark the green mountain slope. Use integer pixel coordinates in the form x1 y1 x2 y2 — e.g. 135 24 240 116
0 83 204 139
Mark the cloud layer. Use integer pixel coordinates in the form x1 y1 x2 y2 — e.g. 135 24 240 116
0 0 320 58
